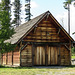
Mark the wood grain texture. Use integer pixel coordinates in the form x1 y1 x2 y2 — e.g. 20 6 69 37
34 46 45 65
47 46 58 65
24 18 69 43
21 45 32 66
7 52 12 65
60 45 70 65
2 53 6 65
13 51 20 66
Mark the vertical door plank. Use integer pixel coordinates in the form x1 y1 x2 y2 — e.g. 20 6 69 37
43 47 45 65
51 47 54 65
34 46 45 65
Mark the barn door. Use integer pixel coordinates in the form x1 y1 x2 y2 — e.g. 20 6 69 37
47 46 58 65
34 46 45 65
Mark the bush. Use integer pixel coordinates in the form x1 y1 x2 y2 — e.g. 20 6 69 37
72 47 75 53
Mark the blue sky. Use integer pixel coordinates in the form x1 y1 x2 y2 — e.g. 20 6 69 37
31 0 66 17
21 0 66 18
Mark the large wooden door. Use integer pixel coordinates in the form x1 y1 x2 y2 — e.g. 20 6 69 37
34 46 45 65
47 46 58 65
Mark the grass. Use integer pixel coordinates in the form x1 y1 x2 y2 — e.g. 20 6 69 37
71 53 75 59
71 56 75 59
0 65 75 75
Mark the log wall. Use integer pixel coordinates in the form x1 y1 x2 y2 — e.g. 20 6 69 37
21 45 32 66
2 46 20 66
24 18 69 43
2 53 7 65
7 52 12 65
13 51 20 66
60 45 70 65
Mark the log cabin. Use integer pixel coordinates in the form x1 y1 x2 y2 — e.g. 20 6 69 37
1 11 74 66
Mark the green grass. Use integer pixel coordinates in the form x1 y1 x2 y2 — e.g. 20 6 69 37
71 53 75 59
0 66 75 75
71 56 75 59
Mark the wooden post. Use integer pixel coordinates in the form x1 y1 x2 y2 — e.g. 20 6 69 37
45 45 47 66
12 51 13 65
69 41 71 65
32 43 34 66
58 45 61 65
6 53 8 65
20 42 22 66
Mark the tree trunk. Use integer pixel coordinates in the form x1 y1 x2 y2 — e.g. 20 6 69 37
68 3 70 35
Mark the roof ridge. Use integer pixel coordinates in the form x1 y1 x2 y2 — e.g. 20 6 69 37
15 11 49 31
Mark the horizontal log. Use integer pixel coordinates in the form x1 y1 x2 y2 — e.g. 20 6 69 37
24 40 60 42
42 21 50 23
39 24 52 26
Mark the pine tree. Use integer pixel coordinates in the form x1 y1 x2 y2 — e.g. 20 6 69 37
13 0 21 27
0 0 15 53
25 0 32 21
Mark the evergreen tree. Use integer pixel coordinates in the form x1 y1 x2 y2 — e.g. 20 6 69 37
0 0 15 53
25 0 32 21
72 32 75 34
13 0 21 27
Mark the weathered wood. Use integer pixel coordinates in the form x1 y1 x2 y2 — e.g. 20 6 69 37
2 11 72 67
12 51 13 65
58 46 61 65
13 47 20 66
32 43 34 66
7 52 12 65
69 41 71 65
21 45 32 66
19 42 22 66
60 45 70 65
3 53 6 65
34 46 45 65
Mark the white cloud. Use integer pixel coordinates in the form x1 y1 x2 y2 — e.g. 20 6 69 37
0 0 1 2
56 2 75 40
21 1 38 11
31 1 38 9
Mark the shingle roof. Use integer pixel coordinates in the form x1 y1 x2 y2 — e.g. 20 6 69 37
4 11 74 44
4 11 49 44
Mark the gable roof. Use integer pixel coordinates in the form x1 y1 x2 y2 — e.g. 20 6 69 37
5 11 74 44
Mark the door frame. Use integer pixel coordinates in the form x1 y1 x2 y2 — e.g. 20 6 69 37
32 43 61 66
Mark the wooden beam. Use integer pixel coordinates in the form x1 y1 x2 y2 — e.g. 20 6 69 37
69 41 71 65
58 45 61 65
6 53 7 65
12 51 13 65
19 42 22 66
57 28 61 34
32 43 34 66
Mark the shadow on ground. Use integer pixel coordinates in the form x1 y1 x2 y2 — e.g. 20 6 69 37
0 65 75 69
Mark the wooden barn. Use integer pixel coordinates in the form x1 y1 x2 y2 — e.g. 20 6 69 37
1 11 74 66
